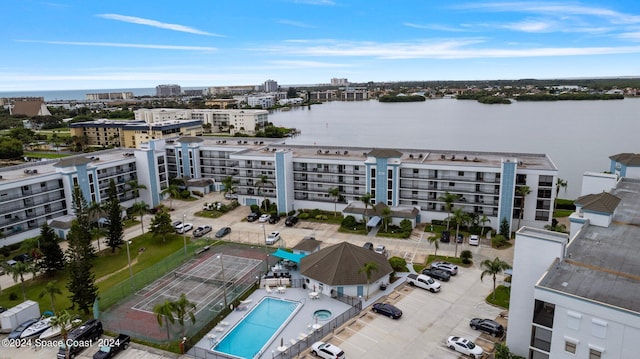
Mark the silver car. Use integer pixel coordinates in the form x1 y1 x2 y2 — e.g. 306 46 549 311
430 261 458 276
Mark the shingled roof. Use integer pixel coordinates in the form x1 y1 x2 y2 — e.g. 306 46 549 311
575 192 622 214
300 241 392 286
367 148 403 158
609 153 640 166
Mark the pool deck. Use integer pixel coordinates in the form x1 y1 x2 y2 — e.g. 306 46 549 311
190 273 411 359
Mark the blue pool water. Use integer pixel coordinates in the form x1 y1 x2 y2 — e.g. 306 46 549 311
213 297 300 358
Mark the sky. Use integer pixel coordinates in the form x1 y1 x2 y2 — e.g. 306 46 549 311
2 0 640 91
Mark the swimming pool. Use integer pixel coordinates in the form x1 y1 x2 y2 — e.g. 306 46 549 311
213 297 301 358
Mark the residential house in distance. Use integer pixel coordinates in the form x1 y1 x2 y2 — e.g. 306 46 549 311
507 164 640 359
8 97 51 116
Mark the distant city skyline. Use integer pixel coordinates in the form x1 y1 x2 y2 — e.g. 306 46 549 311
2 1 640 91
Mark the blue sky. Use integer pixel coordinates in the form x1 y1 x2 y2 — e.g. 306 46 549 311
2 0 640 91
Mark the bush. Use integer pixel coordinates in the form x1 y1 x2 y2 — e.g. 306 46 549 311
431 219 444 226
492 234 508 248
1 246 10 257
180 190 191 199
191 190 204 197
341 215 357 228
249 204 260 214
287 210 296 216
460 250 473 264
298 213 310 220
315 215 328 220
388 256 407 272
9 292 18 300
400 219 412 234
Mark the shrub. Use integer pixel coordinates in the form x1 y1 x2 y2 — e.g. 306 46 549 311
431 219 444 226
191 190 204 197
460 250 473 264
341 215 357 228
400 219 412 233
388 256 407 272
492 234 507 248
287 210 296 216
249 204 260 214
314 214 328 220
299 213 310 219
1 246 9 257
9 292 18 300
180 190 191 199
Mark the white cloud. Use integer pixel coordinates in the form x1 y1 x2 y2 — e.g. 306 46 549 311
97 14 226 37
256 39 640 59
17 40 217 52
501 20 553 32
277 19 316 28
403 22 469 32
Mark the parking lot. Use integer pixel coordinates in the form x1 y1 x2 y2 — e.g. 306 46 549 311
306 265 506 359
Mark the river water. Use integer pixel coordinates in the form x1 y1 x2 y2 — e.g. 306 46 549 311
269 98 640 200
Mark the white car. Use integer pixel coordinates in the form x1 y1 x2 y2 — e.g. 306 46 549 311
446 336 483 359
469 234 480 246
258 214 271 222
175 223 193 234
266 231 280 245
374 244 387 255
311 341 345 359
431 261 458 275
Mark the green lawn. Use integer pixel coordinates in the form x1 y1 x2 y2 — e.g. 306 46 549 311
0 232 191 319
553 209 573 217
486 285 510 309
24 151 71 159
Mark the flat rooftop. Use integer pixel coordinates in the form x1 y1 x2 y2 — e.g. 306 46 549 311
538 178 640 314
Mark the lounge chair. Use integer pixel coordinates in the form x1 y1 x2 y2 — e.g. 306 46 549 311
219 321 229 326
265 285 272 294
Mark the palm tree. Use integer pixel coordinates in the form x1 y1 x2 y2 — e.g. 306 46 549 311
154 299 177 341
358 261 379 300
428 235 440 257
90 226 106 253
7 261 30 300
479 215 491 237
39 280 62 313
161 184 181 210
87 201 106 226
516 185 531 231
328 187 340 217
130 202 150 234
480 257 512 300
50 310 77 359
173 293 197 336
382 207 392 231
255 175 274 212
555 178 568 211
126 179 147 203
221 176 237 199
452 208 469 258
360 192 372 225
438 192 458 229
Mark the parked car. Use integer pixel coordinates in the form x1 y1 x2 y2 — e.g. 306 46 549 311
440 230 450 243
469 234 480 246
372 303 403 319
268 215 281 224
374 244 387 256
193 225 212 237
258 214 271 223
7 318 39 340
430 261 458 276
446 336 484 359
470 318 505 337
457 233 464 243
172 220 182 229
215 227 231 238
175 223 193 234
266 231 281 245
247 213 259 222
362 242 374 250
406 273 441 293
13 253 32 263
284 216 298 226
311 341 345 359
93 333 131 359
421 267 451 282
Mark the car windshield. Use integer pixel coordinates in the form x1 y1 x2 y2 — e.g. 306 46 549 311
426 278 434 284
467 342 476 349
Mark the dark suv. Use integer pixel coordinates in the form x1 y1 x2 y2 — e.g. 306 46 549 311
440 230 450 243
285 216 298 226
470 318 505 337
421 267 451 282
246 213 259 222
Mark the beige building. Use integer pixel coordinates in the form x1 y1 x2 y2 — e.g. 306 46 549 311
69 119 202 148
134 108 268 135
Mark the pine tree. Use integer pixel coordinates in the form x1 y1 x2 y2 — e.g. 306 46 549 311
105 179 124 253
39 223 65 275
150 207 174 243
66 187 99 314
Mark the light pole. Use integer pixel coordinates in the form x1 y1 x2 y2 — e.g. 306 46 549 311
217 254 228 308
260 224 268 273
125 240 133 290
183 213 187 257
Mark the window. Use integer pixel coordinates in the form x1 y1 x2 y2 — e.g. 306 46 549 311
564 340 577 354
536 211 550 221
458 171 464 176
592 319 607 338
538 188 552 198
371 168 376 177
449 182 455 187
413 169 419 174
567 311 582 330
589 348 602 359
539 175 553 187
